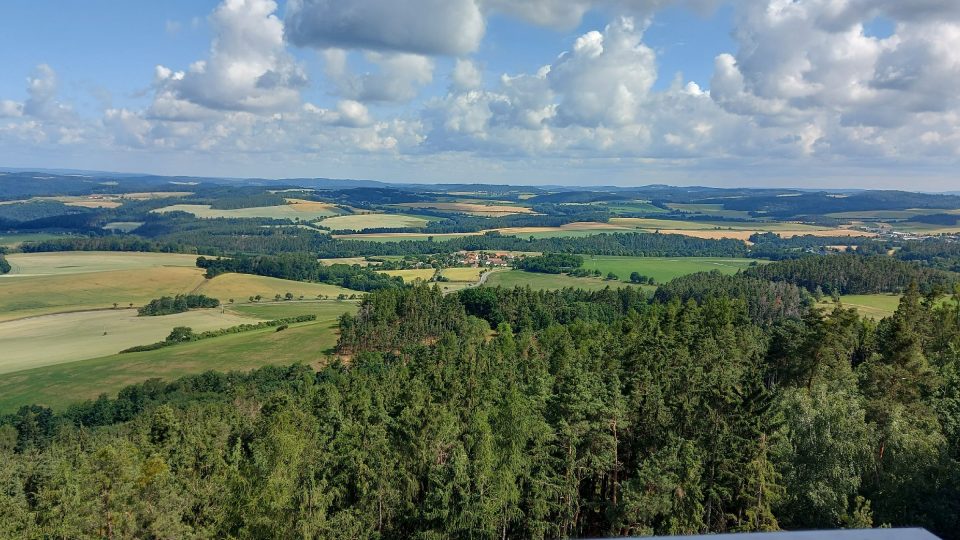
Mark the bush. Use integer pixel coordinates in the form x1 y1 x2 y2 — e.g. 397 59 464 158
138 294 220 316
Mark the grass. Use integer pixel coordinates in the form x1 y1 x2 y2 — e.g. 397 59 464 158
608 217 871 241
319 257 377 266
484 270 648 292
606 202 669 214
666 204 754 219
3 251 198 276
392 202 535 216
0 302 356 413
440 267 484 282
153 202 341 220
0 252 361 320
317 213 432 231
382 269 437 281
579 256 759 283
0 232 71 247
102 221 144 232
0 267 208 321
0 308 259 375
192 273 360 301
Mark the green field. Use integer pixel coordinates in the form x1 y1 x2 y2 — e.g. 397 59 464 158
666 203 754 219
317 213 432 231
0 232 71 247
0 308 258 374
821 294 904 319
580 256 758 283
484 270 649 292
153 202 341 220
0 302 356 413
606 202 668 214
102 221 144 232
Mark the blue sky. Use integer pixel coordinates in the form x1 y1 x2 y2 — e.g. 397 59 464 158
1 0 958 189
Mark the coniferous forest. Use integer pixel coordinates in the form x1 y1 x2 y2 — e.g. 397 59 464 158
2 282 959 539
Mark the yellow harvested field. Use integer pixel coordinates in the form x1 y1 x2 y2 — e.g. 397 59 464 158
0 308 259 374
319 257 376 266
396 202 535 216
441 267 484 282
497 222 633 235
65 199 122 208
3 251 199 276
317 213 431 231
284 198 343 213
192 273 360 300
0 267 208 321
382 269 436 281
153 203 340 220
117 191 193 200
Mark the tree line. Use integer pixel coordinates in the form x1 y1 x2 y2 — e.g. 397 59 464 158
514 253 584 274
196 254 402 292
137 294 220 316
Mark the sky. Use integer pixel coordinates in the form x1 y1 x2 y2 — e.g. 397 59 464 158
1 0 959 189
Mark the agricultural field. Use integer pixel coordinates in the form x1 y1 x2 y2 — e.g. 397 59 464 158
2 251 198 276
0 302 356 413
153 201 342 220
484 270 648 292
192 273 360 301
392 202 535 216
0 232 70 247
381 268 437 281
318 257 377 266
605 201 668 214
102 221 144 232
609 217 871 241
0 251 362 320
0 308 258 375
579 256 759 283
666 203 754 219
317 213 432 231
335 222 631 241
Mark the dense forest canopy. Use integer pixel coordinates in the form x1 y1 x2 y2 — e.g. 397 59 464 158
2 283 959 538
743 254 959 295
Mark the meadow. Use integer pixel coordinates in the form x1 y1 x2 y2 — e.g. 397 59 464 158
0 232 71 248
317 213 432 231
484 270 648 292
153 201 342 220
391 202 535 216
381 268 437 281
0 308 257 374
579 256 758 283
0 301 356 413
608 217 871 241
3 251 198 276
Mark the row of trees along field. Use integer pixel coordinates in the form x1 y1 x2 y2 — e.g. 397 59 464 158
3 281 959 538
137 294 220 316
195 254 402 292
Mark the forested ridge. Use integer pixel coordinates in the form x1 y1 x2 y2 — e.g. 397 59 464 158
2 282 959 538
744 254 959 295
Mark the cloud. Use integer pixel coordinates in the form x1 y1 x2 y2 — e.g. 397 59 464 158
285 0 485 56
323 50 434 103
155 0 306 113
481 0 720 29
451 59 483 91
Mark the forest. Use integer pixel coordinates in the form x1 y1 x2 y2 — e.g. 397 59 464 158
743 254 958 295
137 294 221 316
514 253 585 274
2 282 958 538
